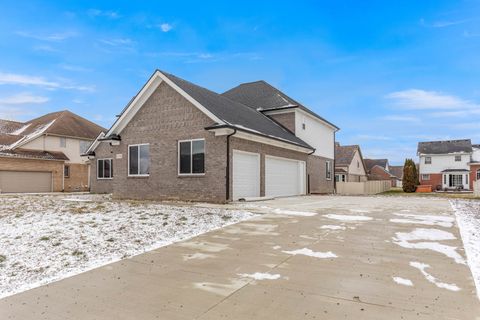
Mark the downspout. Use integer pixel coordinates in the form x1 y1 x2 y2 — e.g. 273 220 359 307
225 128 237 202
307 149 315 194
333 132 336 194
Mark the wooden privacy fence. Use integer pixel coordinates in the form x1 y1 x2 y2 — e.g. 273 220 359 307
336 180 391 195
474 180 480 197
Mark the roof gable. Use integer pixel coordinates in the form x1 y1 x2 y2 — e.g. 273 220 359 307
335 145 358 166
364 159 388 171
417 139 472 154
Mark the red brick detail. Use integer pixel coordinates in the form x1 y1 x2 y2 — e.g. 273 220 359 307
419 173 442 191
470 164 480 190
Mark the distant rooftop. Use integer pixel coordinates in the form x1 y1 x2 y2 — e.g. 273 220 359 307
417 139 472 155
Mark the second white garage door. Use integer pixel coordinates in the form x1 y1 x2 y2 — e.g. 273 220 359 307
0 171 52 193
232 150 260 200
265 156 306 197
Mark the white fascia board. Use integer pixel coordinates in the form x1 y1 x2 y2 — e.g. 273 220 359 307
84 132 106 155
233 130 313 154
262 109 296 116
296 108 338 132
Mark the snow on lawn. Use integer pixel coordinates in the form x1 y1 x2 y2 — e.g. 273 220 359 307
450 200 480 300
0 194 255 299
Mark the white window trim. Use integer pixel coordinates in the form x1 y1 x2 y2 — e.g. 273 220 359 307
97 158 113 180
454 155 462 162
128 143 150 177
178 138 206 176
425 156 431 164
326 160 332 180
421 174 430 180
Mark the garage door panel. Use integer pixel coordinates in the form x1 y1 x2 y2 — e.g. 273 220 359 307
265 156 305 197
0 171 52 193
233 151 260 200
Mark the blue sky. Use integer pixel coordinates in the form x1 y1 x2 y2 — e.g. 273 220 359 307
1 1 479 164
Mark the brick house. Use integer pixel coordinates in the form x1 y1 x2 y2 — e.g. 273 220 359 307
334 143 367 182
0 111 105 193
364 158 399 186
86 70 338 202
417 139 479 191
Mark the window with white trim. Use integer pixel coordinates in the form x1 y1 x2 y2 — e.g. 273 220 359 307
129 144 149 176
97 159 113 179
326 161 332 180
64 165 70 178
477 169 480 180
425 156 431 164
179 139 205 175
421 174 430 180
454 155 461 162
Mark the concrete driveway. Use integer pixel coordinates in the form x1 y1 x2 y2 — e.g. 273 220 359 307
1 195 478 319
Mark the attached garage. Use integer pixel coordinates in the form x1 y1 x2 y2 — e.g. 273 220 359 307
265 156 306 197
232 150 260 200
0 171 52 193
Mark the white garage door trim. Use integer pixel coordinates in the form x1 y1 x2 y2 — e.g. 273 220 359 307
0 171 53 193
232 150 260 200
265 155 306 197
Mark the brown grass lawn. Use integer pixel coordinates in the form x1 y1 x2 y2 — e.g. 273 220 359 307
380 187 480 200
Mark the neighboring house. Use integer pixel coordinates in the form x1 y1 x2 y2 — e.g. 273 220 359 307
0 110 105 193
334 143 367 182
86 70 338 202
417 139 477 191
364 158 398 187
388 165 404 188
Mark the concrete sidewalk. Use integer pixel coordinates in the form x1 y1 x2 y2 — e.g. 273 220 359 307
1 196 479 319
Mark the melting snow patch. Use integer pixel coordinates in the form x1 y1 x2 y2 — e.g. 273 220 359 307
390 213 454 228
392 277 413 286
349 209 370 213
62 198 92 202
183 253 214 261
272 208 317 217
451 200 480 300
392 228 465 264
238 272 281 280
320 225 346 230
282 248 337 259
410 261 460 292
323 214 372 222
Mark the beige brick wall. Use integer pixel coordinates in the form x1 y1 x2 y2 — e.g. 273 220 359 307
307 155 334 193
268 112 296 133
64 163 89 192
0 157 64 191
89 142 115 194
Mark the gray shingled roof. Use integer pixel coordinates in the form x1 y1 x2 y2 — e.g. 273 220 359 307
335 145 358 166
160 71 313 149
389 166 404 179
364 159 388 172
222 80 339 130
417 139 472 154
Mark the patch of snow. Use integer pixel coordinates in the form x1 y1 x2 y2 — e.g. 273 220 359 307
410 261 461 292
238 272 281 280
392 276 413 286
272 245 281 250
272 208 317 217
183 252 214 261
0 194 255 299
193 279 248 296
392 228 465 264
320 225 346 230
282 248 337 259
391 213 454 228
349 209 370 213
62 198 92 202
450 200 480 300
10 123 31 135
323 214 372 222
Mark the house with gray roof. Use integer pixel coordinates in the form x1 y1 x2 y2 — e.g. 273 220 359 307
417 139 479 191
86 70 338 202
0 110 105 193
334 143 367 182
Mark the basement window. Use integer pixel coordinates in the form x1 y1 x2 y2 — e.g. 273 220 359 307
179 139 205 175
129 144 149 176
97 159 113 179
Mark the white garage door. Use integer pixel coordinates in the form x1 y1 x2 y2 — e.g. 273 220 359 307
233 150 260 200
265 156 306 197
0 171 52 193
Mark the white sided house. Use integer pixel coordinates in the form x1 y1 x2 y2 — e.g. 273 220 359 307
417 139 475 191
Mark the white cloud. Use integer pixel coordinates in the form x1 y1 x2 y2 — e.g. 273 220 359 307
381 115 420 122
0 72 94 92
356 134 393 141
16 31 77 42
159 23 173 32
87 9 120 19
0 93 49 105
99 38 135 47
386 89 479 111
59 64 92 72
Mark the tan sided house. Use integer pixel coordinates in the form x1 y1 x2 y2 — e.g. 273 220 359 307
86 70 339 202
334 143 367 182
0 111 105 193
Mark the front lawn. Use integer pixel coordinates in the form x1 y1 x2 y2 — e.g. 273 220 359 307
380 188 480 200
0 194 255 299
